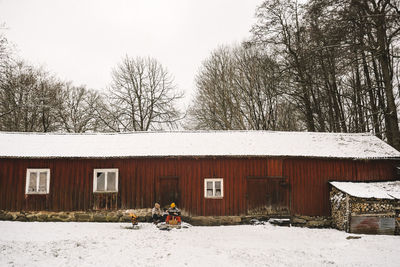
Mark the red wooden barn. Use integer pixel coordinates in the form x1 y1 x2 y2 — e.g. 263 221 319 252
0 131 399 217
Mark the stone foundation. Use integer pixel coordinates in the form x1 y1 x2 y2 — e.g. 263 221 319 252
0 210 332 228
291 215 332 228
0 210 149 223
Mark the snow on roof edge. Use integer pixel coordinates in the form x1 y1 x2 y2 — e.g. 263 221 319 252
1 130 399 159
330 181 400 200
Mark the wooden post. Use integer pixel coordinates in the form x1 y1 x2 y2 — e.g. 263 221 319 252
345 194 350 233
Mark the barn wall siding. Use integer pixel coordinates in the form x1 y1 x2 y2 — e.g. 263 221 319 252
285 159 397 216
0 157 397 216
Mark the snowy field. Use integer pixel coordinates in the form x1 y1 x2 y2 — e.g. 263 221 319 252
0 222 399 267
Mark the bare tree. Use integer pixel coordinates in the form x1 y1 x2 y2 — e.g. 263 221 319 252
354 0 400 150
103 56 183 131
57 84 103 133
232 45 289 130
0 28 13 114
187 45 300 131
0 23 10 70
188 46 243 130
0 34 9 71
249 0 400 150
252 0 317 132
0 61 63 132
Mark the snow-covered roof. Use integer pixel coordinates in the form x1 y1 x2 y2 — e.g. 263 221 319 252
330 181 400 200
0 131 399 159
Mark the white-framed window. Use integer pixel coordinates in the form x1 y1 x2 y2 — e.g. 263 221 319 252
93 169 119 193
25 169 50 194
204 178 223 198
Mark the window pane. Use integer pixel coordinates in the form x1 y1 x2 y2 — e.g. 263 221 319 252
107 172 116 191
96 172 105 191
207 189 213 197
29 172 37 192
215 189 221 196
206 181 213 190
215 181 221 190
38 172 47 192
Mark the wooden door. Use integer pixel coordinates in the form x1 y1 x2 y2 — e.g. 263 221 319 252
157 176 179 208
246 177 289 215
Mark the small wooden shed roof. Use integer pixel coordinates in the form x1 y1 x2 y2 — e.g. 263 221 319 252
1 131 399 159
330 181 400 200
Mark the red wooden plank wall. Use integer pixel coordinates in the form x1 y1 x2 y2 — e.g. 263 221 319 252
284 158 398 216
0 157 398 216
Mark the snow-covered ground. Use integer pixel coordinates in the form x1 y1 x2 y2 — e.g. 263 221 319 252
0 222 399 266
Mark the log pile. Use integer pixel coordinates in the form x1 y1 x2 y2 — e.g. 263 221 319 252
330 186 400 234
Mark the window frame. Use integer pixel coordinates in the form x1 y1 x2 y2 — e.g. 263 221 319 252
204 178 224 199
25 168 51 194
93 168 119 193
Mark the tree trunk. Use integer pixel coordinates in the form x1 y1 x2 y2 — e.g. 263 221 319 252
375 12 400 150
362 50 381 138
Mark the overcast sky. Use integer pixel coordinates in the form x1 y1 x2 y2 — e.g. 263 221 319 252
0 0 262 107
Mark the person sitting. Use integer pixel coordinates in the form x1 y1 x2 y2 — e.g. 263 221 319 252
166 202 181 224
151 203 163 223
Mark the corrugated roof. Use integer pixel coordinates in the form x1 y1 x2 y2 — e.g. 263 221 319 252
0 130 399 159
330 181 400 200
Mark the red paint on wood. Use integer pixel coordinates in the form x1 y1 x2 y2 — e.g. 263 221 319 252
0 157 398 216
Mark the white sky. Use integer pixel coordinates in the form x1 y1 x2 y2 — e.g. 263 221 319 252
0 0 262 107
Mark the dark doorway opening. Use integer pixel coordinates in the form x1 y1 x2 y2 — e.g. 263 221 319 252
156 176 180 208
246 177 289 215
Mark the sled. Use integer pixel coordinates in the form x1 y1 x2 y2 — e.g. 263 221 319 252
166 215 181 225
250 218 266 225
268 218 290 227
157 221 192 231
120 224 141 230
